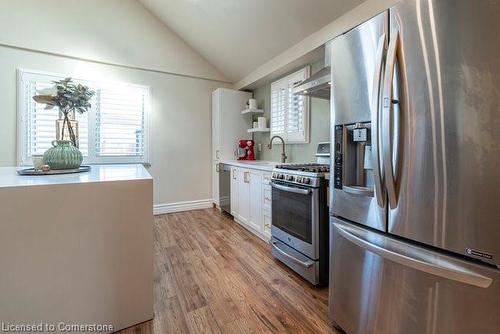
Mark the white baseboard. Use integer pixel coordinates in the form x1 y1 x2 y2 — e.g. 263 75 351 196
153 199 214 215
233 217 270 243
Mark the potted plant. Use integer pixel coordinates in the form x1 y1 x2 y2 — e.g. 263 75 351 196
33 78 95 169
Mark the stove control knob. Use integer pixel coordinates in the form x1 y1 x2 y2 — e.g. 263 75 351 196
286 175 295 182
278 174 284 180
303 177 311 184
296 177 302 183
272 173 277 178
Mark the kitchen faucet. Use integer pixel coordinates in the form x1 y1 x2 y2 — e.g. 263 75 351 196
268 135 287 163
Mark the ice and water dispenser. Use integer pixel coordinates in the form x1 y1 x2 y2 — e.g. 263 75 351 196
333 122 374 197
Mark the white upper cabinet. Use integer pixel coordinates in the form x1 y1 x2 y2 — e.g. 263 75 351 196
212 88 252 161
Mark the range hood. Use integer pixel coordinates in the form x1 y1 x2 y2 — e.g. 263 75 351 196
292 41 332 100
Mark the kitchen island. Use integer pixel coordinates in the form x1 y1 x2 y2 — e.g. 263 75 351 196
0 164 153 333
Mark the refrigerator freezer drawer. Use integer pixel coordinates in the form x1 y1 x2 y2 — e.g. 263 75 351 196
329 217 500 334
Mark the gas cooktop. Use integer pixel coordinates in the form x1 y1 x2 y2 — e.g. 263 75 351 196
275 163 330 173
272 164 330 187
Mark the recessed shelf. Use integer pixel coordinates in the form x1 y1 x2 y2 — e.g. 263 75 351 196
241 108 264 115
247 128 270 133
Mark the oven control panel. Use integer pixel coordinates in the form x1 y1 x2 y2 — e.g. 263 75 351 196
272 173 311 184
272 173 319 187
334 125 343 189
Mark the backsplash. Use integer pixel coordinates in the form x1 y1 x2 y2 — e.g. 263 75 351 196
252 59 330 163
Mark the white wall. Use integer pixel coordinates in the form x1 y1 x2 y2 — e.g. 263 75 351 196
0 46 230 205
0 0 232 206
235 0 400 90
0 0 228 82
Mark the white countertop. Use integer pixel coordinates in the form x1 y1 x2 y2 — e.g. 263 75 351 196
221 160 278 172
0 164 152 189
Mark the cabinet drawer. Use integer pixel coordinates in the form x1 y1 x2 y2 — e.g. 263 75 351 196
262 172 272 185
263 209 272 239
262 185 272 211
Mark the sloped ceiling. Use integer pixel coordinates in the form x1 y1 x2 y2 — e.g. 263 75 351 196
138 0 365 83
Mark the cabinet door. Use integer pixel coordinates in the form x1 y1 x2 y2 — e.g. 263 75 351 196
262 185 272 212
230 167 239 217
212 161 219 206
248 170 263 232
212 90 221 160
237 169 250 224
263 209 272 240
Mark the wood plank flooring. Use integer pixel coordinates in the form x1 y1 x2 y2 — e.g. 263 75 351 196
117 208 339 334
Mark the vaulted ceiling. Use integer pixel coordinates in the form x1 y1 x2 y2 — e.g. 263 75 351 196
138 0 365 83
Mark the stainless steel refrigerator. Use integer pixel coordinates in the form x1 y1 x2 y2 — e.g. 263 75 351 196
329 0 500 333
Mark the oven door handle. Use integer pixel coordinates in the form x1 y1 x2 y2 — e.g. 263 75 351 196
271 182 311 195
270 240 314 268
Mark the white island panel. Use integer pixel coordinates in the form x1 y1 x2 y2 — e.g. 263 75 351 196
0 164 153 333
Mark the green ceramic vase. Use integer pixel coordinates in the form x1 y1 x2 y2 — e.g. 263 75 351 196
43 140 83 170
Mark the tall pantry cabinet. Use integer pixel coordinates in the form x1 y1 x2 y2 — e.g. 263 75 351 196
212 88 251 207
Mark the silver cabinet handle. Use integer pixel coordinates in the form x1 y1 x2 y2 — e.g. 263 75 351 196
382 29 400 209
271 182 311 195
216 164 220 173
216 150 220 159
270 240 314 268
244 171 250 183
343 185 374 197
232 169 237 180
334 221 493 288
371 33 387 208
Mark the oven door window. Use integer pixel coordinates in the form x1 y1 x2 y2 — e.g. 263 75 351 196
272 183 313 243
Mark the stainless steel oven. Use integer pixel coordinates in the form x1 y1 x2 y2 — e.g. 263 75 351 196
270 159 330 285
271 181 319 260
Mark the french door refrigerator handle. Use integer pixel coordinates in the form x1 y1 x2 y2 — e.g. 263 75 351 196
335 222 493 288
382 29 399 209
371 33 387 208
343 185 374 197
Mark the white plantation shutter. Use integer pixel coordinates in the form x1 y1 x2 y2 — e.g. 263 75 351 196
18 70 150 166
270 67 310 143
95 85 148 157
270 84 286 135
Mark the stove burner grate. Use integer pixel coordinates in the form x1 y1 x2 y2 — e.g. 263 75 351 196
275 163 330 173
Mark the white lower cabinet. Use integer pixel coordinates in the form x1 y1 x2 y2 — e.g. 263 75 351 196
230 166 272 241
262 209 272 239
248 170 263 233
212 160 220 207
237 169 250 224
230 167 239 217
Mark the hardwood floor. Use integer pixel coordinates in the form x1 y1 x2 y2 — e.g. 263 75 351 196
117 208 339 334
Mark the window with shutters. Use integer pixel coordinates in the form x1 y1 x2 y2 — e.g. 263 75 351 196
270 67 310 143
17 69 151 166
